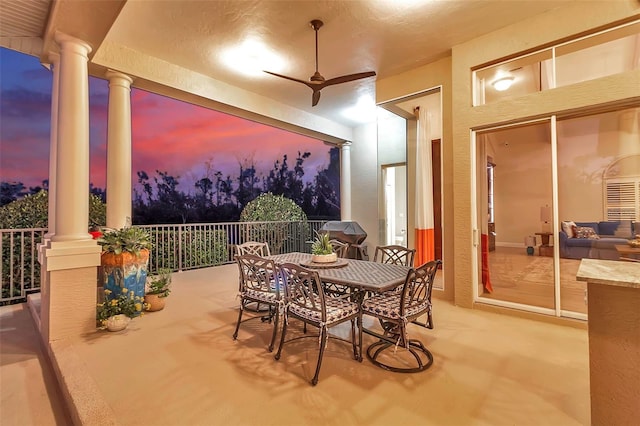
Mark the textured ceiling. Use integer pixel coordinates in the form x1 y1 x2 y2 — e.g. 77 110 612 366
105 0 574 126
2 0 583 129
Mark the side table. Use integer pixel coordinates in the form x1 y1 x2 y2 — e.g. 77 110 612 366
614 244 640 261
535 232 553 257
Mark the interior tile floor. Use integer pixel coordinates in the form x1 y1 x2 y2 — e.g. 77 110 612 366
482 247 587 314
1 263 590 425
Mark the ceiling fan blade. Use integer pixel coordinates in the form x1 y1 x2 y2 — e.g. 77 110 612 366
321 71 376 88
263 70 316 89
265 20 377 107
312 90 321 107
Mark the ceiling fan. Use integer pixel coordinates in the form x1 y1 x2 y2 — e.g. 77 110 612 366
264 19 376 107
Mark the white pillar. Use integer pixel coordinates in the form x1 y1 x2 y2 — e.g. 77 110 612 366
40 33 101 343
105 70 134 229
51 33 92 242
340 142 352 220
44 54 60 240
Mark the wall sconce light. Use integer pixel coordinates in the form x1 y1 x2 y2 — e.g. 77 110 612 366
492 75 514 91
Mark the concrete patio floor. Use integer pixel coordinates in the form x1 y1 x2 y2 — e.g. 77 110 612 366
1 263 590 425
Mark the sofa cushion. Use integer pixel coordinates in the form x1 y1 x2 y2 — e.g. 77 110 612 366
574 226 599 239
612 220 633 238
574 222 599 234
561 221 577 238
565 238 595 248
592 238 628 249
599 221 620 236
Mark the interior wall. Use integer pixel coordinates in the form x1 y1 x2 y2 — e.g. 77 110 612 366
377 110 407 163
351 121 379 253
376 56 453 301
484 108 640 247
557 108 640 222
377 110 407 243
487 123 553 245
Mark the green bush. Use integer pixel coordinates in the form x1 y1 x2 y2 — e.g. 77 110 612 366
0 190 106 229
149 228 227 272
239 193 308 254
0 190 105 304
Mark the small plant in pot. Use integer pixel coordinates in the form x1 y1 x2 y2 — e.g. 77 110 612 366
96 288 148 331
311 231 337 263
144 268 172 312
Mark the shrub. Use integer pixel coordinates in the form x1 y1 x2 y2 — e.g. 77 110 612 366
239 193 308 254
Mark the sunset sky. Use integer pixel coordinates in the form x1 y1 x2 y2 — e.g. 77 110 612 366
0 47 330 194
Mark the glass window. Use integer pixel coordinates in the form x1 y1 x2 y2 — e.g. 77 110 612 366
473 21 639 106
556 22 640 88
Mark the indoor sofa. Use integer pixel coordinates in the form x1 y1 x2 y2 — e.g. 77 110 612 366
558 221 636 260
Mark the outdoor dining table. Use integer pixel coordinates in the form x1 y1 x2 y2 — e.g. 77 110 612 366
268 252 410 293
268 252 414 363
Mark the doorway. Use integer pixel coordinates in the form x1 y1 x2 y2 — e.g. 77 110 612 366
377 87 444 289
382 164 407 246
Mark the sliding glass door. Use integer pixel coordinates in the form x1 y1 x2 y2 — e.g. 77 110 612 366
475 120 556 312
474 106 640 318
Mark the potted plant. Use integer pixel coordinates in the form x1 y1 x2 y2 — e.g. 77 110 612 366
144 268 172 312
311 231 337 263
96 288 148 331
98 226 152 305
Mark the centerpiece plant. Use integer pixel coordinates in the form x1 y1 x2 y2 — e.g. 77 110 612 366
311 231 337 263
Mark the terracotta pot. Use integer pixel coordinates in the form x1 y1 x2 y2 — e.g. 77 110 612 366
311 253 337 263
105 314 130 332
144 293 167 312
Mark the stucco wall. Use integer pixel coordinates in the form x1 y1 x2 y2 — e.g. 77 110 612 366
451 2 640 307
350 122 379 254
376 56 454 301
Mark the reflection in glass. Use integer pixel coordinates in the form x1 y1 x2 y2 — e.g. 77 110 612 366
476 121 556 310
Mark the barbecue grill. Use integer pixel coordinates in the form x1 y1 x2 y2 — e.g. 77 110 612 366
320 221 369 260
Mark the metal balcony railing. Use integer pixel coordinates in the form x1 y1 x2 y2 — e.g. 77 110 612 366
1 220 325 305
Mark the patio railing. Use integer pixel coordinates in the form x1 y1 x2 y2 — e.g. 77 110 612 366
1 220 325 305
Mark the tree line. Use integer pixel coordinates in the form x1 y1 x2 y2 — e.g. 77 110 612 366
0 147 340 226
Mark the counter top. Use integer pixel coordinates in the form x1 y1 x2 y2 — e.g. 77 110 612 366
576 259 640 289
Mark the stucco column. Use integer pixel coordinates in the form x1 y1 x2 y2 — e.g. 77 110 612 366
105 70 134 229
340 142 352 220
51 33 92 242
40 33 101 343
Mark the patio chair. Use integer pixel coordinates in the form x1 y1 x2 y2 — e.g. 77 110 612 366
329 239 349 258
275 262 362 386
235 241 271 257
318 239 351 297
233 254 282 352
235 242 272 312
362 259 441 373
373 245 416 267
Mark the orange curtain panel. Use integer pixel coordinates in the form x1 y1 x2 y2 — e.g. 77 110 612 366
478 137 493 293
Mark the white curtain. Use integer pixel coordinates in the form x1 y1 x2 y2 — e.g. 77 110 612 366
414 106 435 265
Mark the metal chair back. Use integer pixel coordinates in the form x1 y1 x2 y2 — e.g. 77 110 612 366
236 241 271 257
374 245 416 267
329 239 349 258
